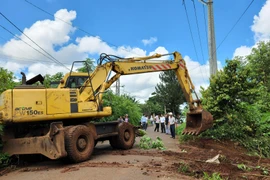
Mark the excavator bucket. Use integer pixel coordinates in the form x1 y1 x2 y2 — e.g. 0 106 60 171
182 109 213 135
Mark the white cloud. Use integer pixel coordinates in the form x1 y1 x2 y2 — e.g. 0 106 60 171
0 9 81 75
76 36 147 58
142 37 157 46
233 0 270 57
251 0 270 41
233 45 252 58
184 56 209 90
149 46 168 55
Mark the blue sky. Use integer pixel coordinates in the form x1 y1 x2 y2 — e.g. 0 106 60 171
0 0 269 101
0 0 265 63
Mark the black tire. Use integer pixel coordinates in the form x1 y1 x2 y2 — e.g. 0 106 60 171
117 122 135 149
64 125 94 163
109 136 120 149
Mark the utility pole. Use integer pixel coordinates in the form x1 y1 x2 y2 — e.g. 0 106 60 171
116 79 120 96
200 0 217 75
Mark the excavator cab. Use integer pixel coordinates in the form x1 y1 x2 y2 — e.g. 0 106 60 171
183 109 213 135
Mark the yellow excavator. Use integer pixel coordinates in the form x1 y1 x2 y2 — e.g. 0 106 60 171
0 51 213 163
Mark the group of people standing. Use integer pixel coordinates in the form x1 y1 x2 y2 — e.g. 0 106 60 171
141 112 178 139
117 114 129 123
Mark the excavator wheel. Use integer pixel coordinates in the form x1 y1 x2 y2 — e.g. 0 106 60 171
109 122 135 149
109 136 120 149
64 125 95 163
117 122 135 149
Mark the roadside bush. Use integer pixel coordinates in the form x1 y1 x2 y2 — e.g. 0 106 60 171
101 91 142 125
200 53 270 157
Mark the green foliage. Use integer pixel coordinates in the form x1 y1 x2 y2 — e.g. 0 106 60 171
200 42 270 157
260 167 269 175
0 67 16 94
246 41 270 91
43 72 64 88
203 172 224 180
139 135 165 150
140 100 163 115
137 129 147 136
176 122 186 135
181 105 188 117
176 123 195 142
101 91 142 125
152 137 165 150
237 164 252 171
178 161 190 174
139 135 152 149
76 58 95 73
121 94 139 104
0 153 10 168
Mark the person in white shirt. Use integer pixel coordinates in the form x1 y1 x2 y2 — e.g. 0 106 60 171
154 115 160 132
168 112 176 139
150 115 154 125
160 114 165 133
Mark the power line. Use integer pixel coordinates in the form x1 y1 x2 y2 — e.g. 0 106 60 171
191 0 205 62
182 0 207 83
0 24 68 67
0 12 70 70
0 52 73 66
24 0 142 57
193 0 254 75
0 34 44 60
182 0 199 62
216 0 255 51
202 0 255 74
191 0 208 81
202 4 208 53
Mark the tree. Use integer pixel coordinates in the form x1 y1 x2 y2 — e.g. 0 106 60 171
76 58 95 73
140 100 163 116
0 67 16 94
43 72 64 88
154 70 185 115
121 94 139 104
200 52 270 157
201 58 262 118
246 41 270 92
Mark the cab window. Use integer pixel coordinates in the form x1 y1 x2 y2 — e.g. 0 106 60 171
66 76 88 88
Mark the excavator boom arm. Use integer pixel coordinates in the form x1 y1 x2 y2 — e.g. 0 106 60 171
78 51 213 135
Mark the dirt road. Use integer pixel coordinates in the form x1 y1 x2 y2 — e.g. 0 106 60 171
0 125 192 180
1 125 270 180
